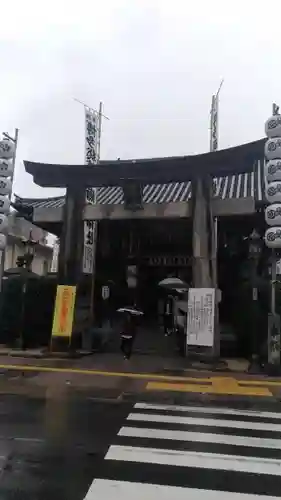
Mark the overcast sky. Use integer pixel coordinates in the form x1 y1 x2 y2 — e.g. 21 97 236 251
0 0 280 199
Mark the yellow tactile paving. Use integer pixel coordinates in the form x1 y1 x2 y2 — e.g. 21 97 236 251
0 363 280 396
0 363 212 382
147 377 273 397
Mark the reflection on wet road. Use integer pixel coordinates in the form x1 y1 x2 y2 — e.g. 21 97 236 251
0 392 131 499
1 385 281 499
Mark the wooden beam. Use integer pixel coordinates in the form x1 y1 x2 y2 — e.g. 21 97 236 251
84 201 191 220
32 197 256 225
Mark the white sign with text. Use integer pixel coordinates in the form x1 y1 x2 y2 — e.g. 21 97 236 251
186 288 215 347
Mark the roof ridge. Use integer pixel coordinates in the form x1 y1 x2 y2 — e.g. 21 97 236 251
14 194 65 203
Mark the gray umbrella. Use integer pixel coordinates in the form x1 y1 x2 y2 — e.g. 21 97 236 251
117 307 144 316
158 277 188 290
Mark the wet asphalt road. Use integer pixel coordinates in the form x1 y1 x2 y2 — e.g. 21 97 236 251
0 393 131 499
0 387 281 498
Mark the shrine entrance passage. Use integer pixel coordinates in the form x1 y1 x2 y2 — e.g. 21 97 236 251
93 214 265 359
93 218 191 355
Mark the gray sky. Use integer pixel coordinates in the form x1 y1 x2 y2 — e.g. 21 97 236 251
0 0 280 199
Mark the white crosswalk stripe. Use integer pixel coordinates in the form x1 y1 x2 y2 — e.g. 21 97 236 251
85 402 281 499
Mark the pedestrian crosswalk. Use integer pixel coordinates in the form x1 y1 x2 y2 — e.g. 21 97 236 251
85 401 281 499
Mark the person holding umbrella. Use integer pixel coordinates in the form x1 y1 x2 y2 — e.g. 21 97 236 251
163 294 174 336
117 306 143 360
158 277 188 338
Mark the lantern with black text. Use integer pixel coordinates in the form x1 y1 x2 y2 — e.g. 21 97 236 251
265 159 281 183
265 106 281 250
0 138 15 252
264 104 281 369
265 114 281 139
0 159 13 178
265 204 281 226
0 140 15 160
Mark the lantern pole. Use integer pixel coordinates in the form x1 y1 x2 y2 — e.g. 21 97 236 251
0 128 19 292
264 104 281 371
270 103 279 320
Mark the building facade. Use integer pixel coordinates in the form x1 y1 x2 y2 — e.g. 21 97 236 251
4 213 52 275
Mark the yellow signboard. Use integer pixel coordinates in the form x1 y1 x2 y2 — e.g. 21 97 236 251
52 285 77 338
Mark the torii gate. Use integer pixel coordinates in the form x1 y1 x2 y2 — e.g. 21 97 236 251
24 138 265 354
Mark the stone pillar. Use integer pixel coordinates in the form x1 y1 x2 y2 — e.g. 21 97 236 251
192 176 219 358
57 184 85 285
192 178 212 288
53 183 85 352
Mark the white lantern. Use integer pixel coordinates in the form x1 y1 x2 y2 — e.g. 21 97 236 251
0 140 15 160
265 159 281 182
0 233 7 250
265 115 281 138
265 138 281 160
0 195 10 214
0 177 12 196
265 227 281 248
265 204 281 225
0 159 13 178
0 214 8 233
265 181 281 203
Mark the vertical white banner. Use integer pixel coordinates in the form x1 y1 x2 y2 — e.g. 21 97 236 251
210 94 218 153
82 108 99 274
51 238 60 272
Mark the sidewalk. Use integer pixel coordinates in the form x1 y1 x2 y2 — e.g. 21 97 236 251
0 351 278 381
0 351 249 376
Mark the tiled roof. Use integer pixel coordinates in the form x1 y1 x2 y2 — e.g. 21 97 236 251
15 160 265 209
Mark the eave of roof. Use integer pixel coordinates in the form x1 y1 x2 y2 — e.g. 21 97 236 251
24 138 265 188
15 159 267 209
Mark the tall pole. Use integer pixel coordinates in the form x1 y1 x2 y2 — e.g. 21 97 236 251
89 101 103 324
210 80 223 357
0 128 19 292
97 101 103 163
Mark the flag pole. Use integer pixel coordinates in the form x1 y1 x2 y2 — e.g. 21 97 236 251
89 101 103 324
210 79 224 357
73 98 108 329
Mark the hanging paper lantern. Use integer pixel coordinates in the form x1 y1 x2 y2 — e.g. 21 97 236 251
0 159 13 178
265 181 281 203
0 140 15 160
265 204 281 226
265 159 281 182
265 115 281 138
0 195 10 214
265 227 281 248
0 177 12 196
265 138 281 160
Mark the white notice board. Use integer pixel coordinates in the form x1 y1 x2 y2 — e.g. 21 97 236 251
186 288 215 347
